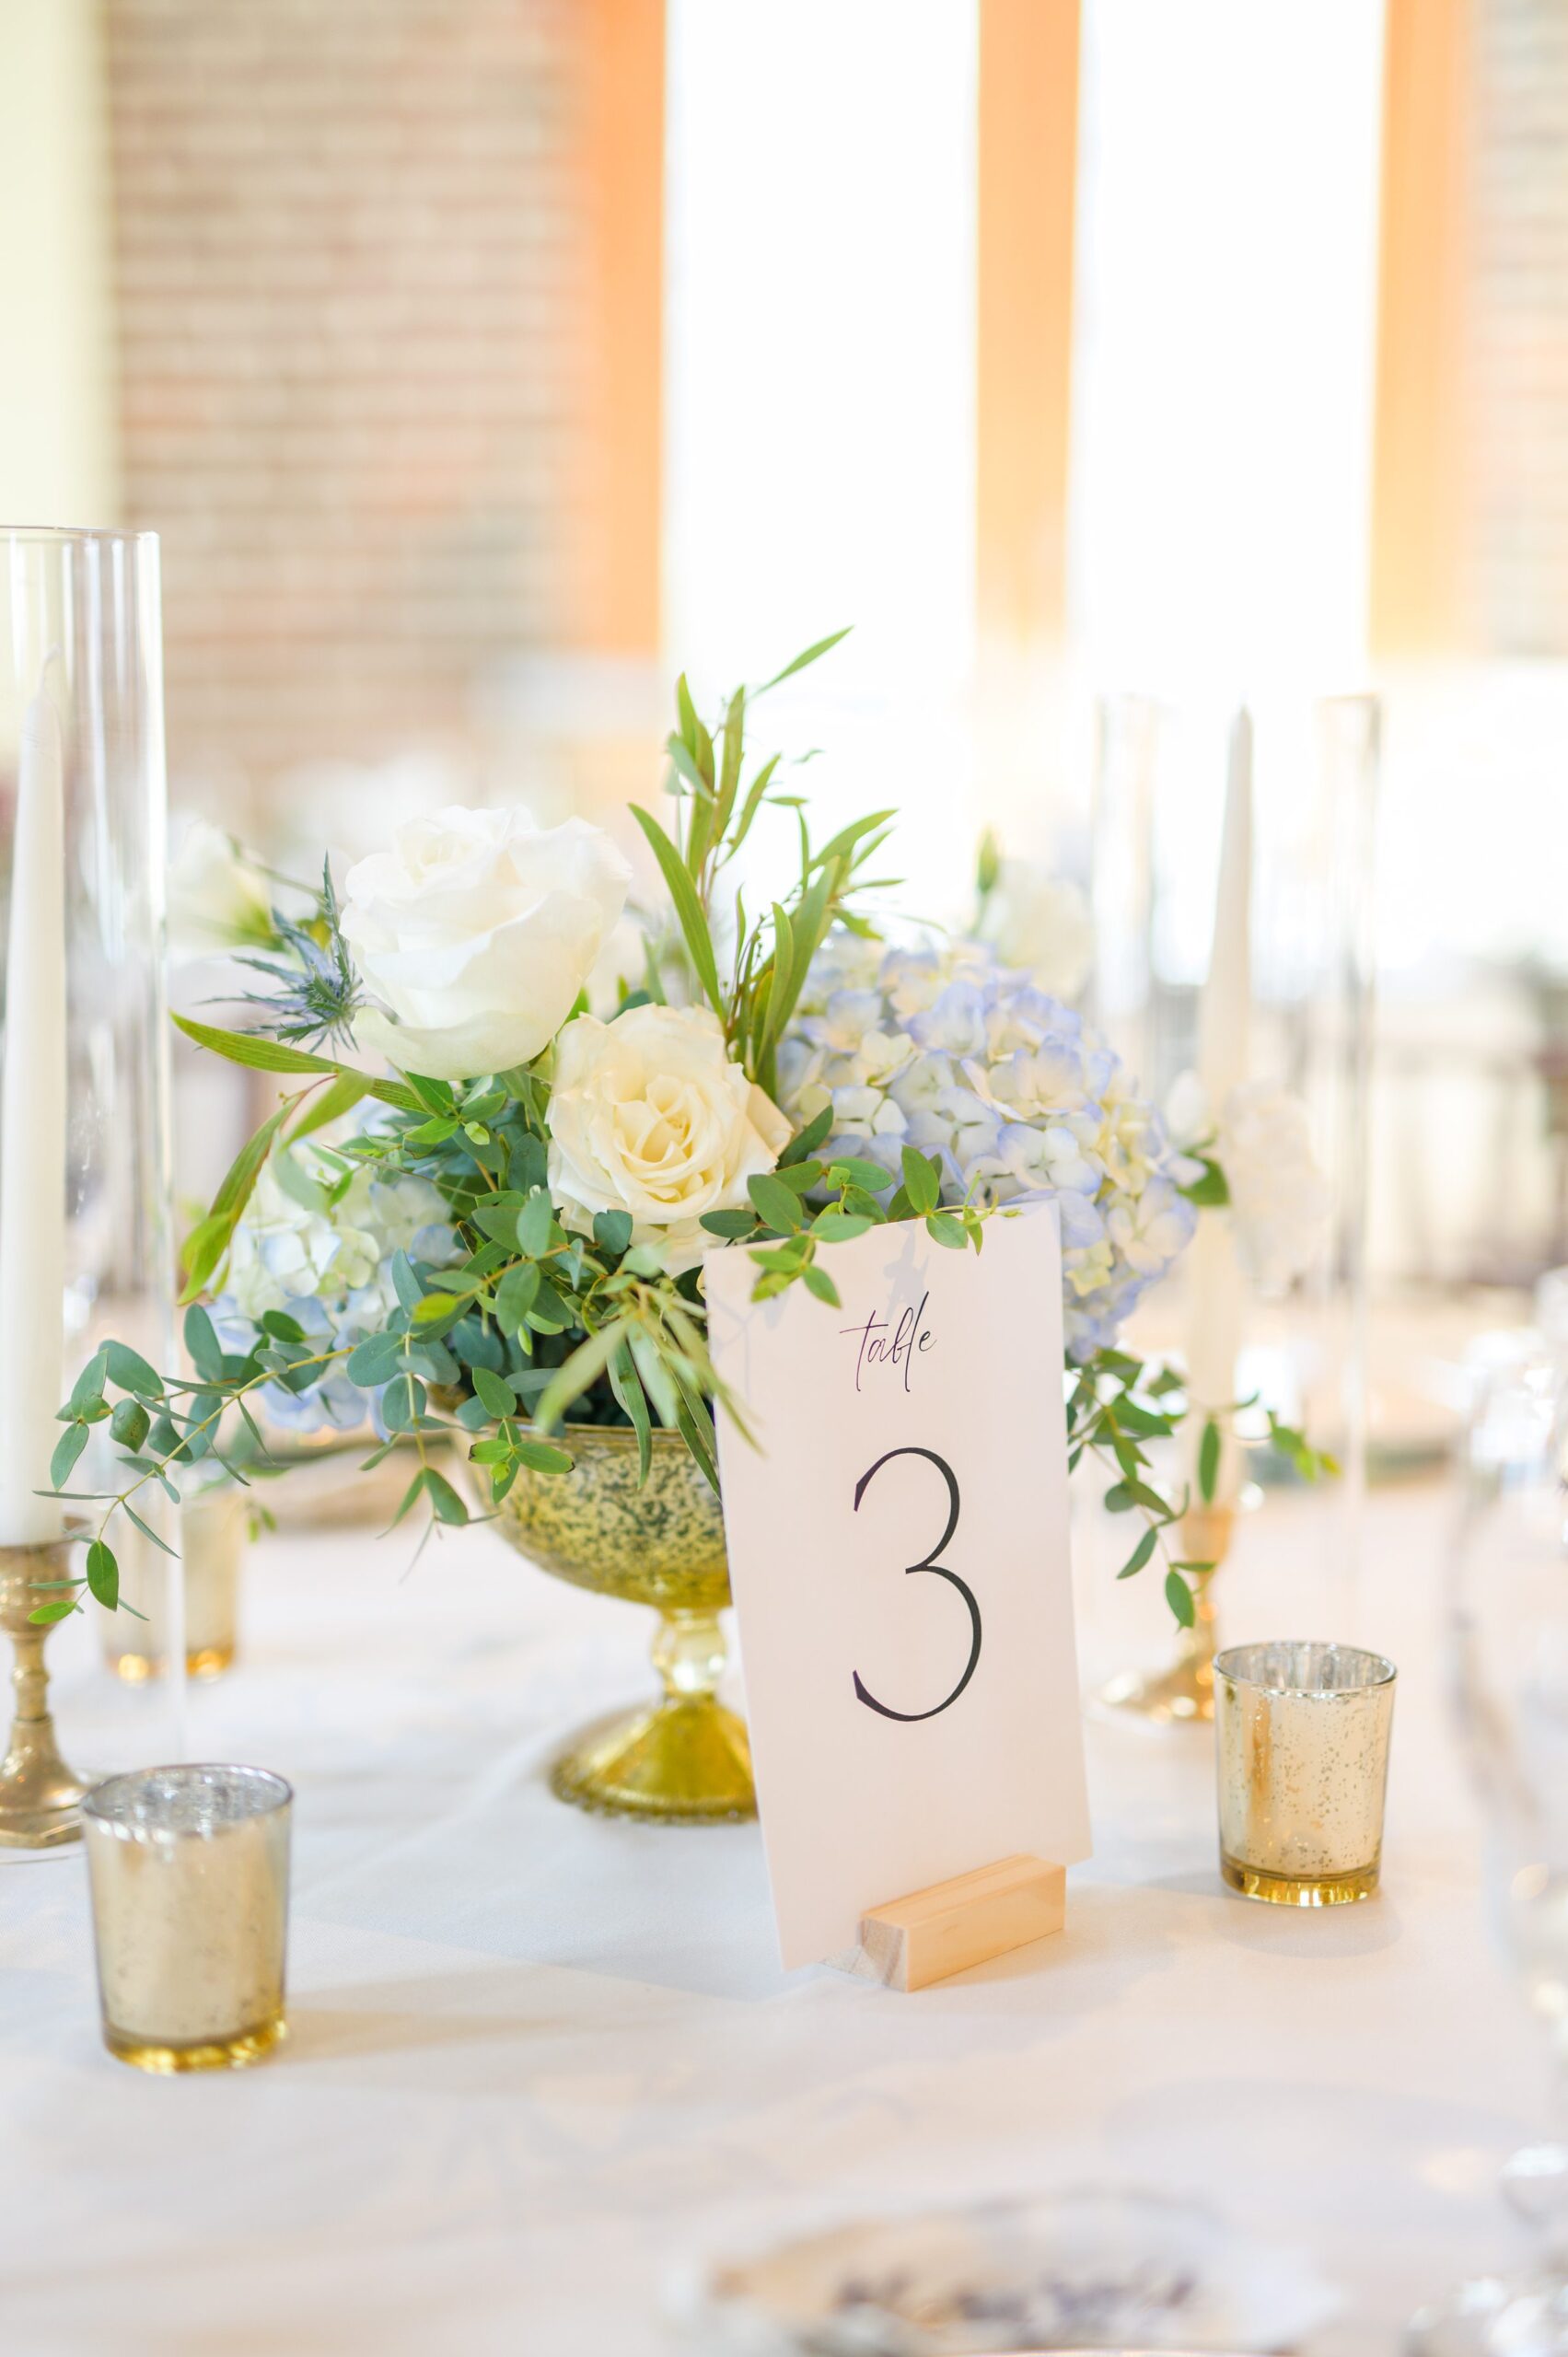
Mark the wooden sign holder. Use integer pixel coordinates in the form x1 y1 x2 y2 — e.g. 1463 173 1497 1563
835 1854 1066 1992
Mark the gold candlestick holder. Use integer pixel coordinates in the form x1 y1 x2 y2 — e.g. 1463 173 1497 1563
0 1535 90 1847
1098 1503 1235 1725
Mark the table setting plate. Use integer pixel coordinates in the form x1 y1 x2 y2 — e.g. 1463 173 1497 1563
669 2188 1339 2354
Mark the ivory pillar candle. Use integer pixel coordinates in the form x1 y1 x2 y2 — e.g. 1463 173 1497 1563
0 681 66 1545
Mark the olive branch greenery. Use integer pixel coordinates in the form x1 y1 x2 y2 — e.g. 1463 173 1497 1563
37 632 1332 1631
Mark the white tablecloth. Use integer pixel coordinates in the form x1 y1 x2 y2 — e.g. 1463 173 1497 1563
0 1481 1539 2356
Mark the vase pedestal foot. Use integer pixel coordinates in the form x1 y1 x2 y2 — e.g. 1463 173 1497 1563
550 1695 756 1824
1098 1646 1214 1724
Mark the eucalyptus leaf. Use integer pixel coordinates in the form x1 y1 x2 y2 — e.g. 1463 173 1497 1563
1117 1527 1158 1580
778 1104 832 1169
105 1341 164 1401
123 1501 180 1559
828 1155 893 1192
182 1305 224 1383
1165 1568 1196 1627
517 1191 555 1258
592 1208 633 1258
1198 1417 1222 1504
423 1469 469 1527
900 1144 940 1216
699 1209 756 1240
49 1423 88 1490
450 1315 505 1372
85 1538 119 1611
109 1399 151 1455
813 1212 872 1243
513 1437 575 1476
381 1374 426 1432
470 1366 515 1421
346 1332 405 1388
494 1264 541 1335
748 1174 803 1233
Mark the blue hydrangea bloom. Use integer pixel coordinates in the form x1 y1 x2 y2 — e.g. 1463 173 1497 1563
782 932 1195 1359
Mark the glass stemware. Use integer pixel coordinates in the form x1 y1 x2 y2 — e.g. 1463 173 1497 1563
1410 1354 1568 2352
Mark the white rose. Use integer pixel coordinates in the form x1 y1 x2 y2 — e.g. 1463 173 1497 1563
975 862 1094 1001
168 817 274 956
547 1004 790 1272
1218 1077 1330 1291
342 806 630 1082
1167 1071 1329 1291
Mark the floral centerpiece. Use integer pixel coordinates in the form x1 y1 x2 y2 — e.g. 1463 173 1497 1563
44 638 1328 1810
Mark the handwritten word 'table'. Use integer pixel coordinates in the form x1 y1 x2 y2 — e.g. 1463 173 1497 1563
841 1293 935 1395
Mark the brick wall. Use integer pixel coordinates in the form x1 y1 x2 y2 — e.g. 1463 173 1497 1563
1470 0 1568 656
106 0 597 800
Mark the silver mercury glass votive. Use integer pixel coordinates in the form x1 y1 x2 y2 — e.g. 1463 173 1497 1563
82 1763 292 2071
1214 1641 1396 1905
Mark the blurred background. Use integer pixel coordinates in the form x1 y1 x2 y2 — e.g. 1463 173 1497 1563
0 0 1563 1472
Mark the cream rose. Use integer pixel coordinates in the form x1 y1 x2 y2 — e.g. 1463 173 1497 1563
343 806 630 1082
547 1004 791 1272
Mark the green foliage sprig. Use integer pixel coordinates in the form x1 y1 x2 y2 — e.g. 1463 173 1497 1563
630 627 898 1102
698 1119 986 1309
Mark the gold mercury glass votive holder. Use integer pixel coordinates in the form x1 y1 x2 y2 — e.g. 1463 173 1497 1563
1214 1641 1396 1906
82 1763 292 2071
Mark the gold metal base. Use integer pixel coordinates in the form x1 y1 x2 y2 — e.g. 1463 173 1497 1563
1098 1504 1233 1726
105 2011 287 2073
0 1537 89 1848
109 1643 234 1685
1221 1851 1380 1906
551 1696 756 1824
1098 1647 1214 1724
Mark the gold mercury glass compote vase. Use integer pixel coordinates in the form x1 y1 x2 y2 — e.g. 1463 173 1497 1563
482 1422 753 1824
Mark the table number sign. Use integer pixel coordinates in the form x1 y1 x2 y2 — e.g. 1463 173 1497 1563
705 1205 1090 1973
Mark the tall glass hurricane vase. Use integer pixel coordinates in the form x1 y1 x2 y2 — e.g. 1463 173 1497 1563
0 529 176 1844
1410 1356 1568 2352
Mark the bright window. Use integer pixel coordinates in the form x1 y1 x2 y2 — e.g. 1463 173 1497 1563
663 0 980 912
1071 0 1385 696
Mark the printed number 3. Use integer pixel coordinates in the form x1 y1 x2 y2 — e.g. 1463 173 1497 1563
852 1446 981 1722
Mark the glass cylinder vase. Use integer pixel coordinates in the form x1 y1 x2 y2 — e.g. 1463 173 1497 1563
0 528 177 1835
1086 689 1378 1714
99 1480 245 1683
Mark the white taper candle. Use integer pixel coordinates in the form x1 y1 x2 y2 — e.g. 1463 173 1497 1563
1185 708 1252 1502
0 679 67 1545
